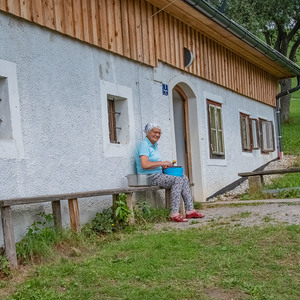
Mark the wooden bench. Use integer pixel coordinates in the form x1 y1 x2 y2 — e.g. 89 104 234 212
238 167 300 193
0 186 172 269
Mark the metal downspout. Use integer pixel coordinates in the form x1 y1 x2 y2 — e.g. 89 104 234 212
276 75 300 159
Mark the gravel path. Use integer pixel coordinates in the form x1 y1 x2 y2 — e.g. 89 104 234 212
153 200 300 230
153 155 300 230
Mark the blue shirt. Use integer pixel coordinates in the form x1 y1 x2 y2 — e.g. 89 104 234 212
136 137 162 174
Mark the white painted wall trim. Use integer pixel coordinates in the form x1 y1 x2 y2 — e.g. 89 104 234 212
100 80 135 158
203 90 227 166
0 59 24 159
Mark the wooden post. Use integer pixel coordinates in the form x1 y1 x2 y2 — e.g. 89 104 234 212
51 200 62 229
68 198 81 232
112 194 118 211
125 193 135 225
1 206 18 269
165 188 171 209
180 199 186 217
248 175 263 194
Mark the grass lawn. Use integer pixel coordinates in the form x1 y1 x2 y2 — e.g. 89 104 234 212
281 98 300 155
2 225 300 300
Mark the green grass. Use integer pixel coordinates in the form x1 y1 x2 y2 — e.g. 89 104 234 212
282 99 300 155
2 225 299 300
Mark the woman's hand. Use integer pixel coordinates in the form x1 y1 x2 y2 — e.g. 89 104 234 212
161 161 173 169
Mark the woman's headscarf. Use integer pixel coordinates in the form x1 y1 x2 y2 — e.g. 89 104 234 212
144 123 161 134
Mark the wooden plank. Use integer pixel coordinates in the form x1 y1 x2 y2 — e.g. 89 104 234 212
153 5 160 64
125 193 135 224
73 0 84 40
88 0 98 45
199 33 204 77
0 186 163 207
32 0 43 25
163 11 170 63
43 0 55 30
20 0 32 20
114 0 123 55
135 0 142 62
158 9 165 61
140 0 149 64
238 167 300 177
203 35 208 79
147 2 155 66
195 30 200 76
127 0 137 60
169 14 175 66
7 0 20 15
51 200 62 229
1 206 18 269
173 18 179 67
98 0 108 49
178 20 184 69
106 0 115 51
81 0 89 42
53 0 65 33
68 198 81 232
0 0 6 11
64 0 74 36
121 0 130 58
191 28 196 74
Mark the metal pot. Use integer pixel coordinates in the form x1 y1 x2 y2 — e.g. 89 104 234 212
126 174 153 187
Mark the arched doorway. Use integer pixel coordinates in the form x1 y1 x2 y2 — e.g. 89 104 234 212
172 85 192 179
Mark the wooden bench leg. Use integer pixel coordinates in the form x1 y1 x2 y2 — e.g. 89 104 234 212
1 206 18 269
112 194 118 210
52 200 62 229
248 175 262 194
180 199 186 217
68 198 81 232
125 193 135 225
165 188 171 209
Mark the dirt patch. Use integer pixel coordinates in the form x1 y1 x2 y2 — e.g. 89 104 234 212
204 287 250 300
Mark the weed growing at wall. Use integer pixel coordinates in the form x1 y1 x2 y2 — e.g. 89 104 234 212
16 212 60 263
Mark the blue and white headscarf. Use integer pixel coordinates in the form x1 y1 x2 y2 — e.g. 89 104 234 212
144 123 161 134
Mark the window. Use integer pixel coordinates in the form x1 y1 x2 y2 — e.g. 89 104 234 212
207 100 225 159
251 119 259 149
107 95 128 144
240 113 260 152
0 59 24 158
240 113 251 151
259 119 275 153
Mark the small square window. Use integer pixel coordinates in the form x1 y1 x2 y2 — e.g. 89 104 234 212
107 95 128 144
207 100 225 159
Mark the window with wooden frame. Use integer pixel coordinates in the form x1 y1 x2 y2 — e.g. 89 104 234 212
240 113 260 152
251 118 260 149
107 95 128 144
240 113 251 152
259 118 275 153
207 100 225 159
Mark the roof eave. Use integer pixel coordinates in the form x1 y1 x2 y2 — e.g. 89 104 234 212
184 0 300 77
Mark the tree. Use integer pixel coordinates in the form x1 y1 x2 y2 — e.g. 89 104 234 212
208 0 300 122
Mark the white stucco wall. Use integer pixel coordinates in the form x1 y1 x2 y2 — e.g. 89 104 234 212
0 13 278 244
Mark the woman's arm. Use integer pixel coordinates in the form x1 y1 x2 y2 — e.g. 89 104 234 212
140 155 172 170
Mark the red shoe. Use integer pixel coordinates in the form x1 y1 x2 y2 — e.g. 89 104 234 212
186 211 205 219
170 214 188 222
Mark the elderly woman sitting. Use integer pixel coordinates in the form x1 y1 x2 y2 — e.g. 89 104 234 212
136 123 205 222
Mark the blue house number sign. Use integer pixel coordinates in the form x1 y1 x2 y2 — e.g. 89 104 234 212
162 83 168 96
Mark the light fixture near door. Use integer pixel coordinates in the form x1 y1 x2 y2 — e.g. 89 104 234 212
184 47 194 68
